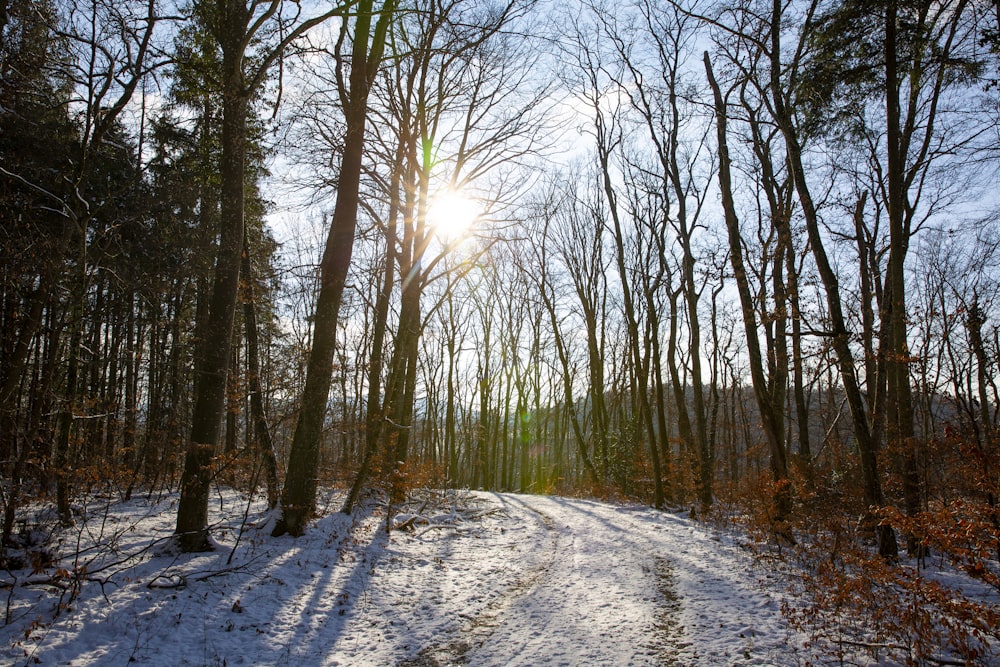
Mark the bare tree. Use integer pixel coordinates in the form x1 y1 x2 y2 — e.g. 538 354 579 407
523 184 601 483
273 0 397 537
176 0 357 549
705 51 792 532
336 0 547 519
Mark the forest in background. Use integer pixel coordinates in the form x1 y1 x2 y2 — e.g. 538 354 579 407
3 0 1000 651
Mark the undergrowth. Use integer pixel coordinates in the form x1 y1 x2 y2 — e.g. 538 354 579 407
716 464 1000 666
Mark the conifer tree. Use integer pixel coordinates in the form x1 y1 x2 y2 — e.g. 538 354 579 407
175 0 350 551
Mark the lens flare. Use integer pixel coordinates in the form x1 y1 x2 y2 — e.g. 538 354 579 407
427 190 480 242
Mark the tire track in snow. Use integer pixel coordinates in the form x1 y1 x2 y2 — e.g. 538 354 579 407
566 498 795 665
395 495 562 667
467 495 681 666
401 494 682 667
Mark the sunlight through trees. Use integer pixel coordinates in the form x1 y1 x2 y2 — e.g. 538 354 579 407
3 4 1000 657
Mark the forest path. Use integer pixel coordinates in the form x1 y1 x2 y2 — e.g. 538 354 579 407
397 493 682 666
0 489 797 666
459 494 682 666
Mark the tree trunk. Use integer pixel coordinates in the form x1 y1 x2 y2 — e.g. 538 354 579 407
601 160 663 508
706 52 791 530
341 136 403 515
276 0 397 536
241 233 280 509
767 0 897 558
665 286 693 503
883 0 921 555
175 8 250 550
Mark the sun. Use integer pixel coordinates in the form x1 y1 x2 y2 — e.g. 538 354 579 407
427 190 480 242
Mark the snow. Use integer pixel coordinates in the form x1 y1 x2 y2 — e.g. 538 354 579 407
0 488 909 665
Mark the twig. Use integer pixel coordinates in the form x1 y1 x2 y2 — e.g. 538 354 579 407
229 465 265 566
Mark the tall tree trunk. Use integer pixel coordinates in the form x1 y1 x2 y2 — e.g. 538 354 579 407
224 339 240 455
966 301 1000 559
175 1 251 550
444 294 460 485
385 270 422 510
706 52 791 529
341 136 404 515
883 0 921 554
679 229 710 509
646 290 673 503
768 0 897 557
54 306 81 525
600 155 663 508
241 233 280 508
665 285 694 503
533 242 599 482
385 127 429 518
786 246 810 462
54 219 89 525
276 0 396 536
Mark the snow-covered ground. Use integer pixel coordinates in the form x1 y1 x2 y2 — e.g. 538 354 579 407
0 488 941 666
1 488 805 665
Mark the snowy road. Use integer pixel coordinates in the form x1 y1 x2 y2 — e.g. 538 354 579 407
2 490 805 666
401 494 678 666
390 493 797 666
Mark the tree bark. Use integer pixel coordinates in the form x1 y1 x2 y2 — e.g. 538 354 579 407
767 0 897 557
241 233 280 508
175 48 248 549
883 0 922 554
341 135 404 515
705 52 791 529
275 0 396 536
